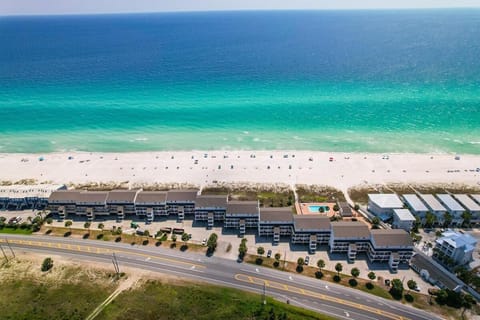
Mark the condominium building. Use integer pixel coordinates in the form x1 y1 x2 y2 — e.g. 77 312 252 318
402 194 429 222
48 190 82 219
106 190 139 221
367 194 404 220
330 222 371 262
454 194 480 223
292 215 331 253
194 195 228 228
258 207 294 244
75 191 109 221
418 194 447 225
166 190 198 221
436 194 465 226
435 230 477 266
392 208 416 231
225 200 259 235
368 229 414 272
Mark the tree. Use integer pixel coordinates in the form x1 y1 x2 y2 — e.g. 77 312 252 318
333 204 340 212
390 279 404 299
297 257 305 266
143 230 150 237
462 211 472 227
98 223 104 231
41 257 54 272
46 217 53 225
354 204 360 211
443 212 453 227
371 216 380 229
238 238 248 259
407 279 417 293
64 220 72 231
317 259 325 272
84 222 91 230
319 207 325 213
181 232 189 244
274 253 281 261
368 271 376 281
171 234 177 242
425 212 436 227
462 294 476 319
412 216 421 232
351 267 360 278
335 263 343 276
206 233 218 254
257 247 265 256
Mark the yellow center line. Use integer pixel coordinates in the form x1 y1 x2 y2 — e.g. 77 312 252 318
7 239 205 269
234 274 405 320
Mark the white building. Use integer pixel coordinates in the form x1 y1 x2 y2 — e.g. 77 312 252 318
402 194 429 222
454 194 480 224
418 194 447 225
367 194 404 221
436 194 465 226
392 209 416 231
471 195 480 206
435 230 477 266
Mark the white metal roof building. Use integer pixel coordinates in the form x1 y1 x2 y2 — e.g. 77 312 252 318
418 194 446 213
436 194 464 214
454 194 480 212
471 195 480 206
402 194 429 214
367 194 404 218
392 208 416 231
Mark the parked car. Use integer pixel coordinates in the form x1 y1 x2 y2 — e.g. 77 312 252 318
267 250 272 258
305 256 310 265
385 279 391 286
201 238 207 246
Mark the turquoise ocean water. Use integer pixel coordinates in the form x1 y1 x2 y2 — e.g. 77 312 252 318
0 10 479 153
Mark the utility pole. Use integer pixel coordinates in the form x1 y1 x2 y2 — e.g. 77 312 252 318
262 281 266 305
0 244 8 262
283 250 286 270
5 239 15 258
112 252 120 278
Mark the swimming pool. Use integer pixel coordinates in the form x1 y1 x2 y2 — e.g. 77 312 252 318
308 205 330 213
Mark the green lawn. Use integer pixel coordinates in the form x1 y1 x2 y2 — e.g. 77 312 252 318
100 280 335 320
0 227 33 235
0 266 115 320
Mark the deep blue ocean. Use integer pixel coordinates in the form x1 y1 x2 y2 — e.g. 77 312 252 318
0 10 479 153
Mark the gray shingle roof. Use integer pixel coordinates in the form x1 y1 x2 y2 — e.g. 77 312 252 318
48 190 81 202
106 190 139 203
331 221 370 238
167 190 198 202
370 229 413 248
293 215 331 232
259 207 293 223
226 201 258 215
135 191 167 204
195 195 228 208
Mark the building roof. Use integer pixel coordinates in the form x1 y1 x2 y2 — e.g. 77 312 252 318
106 190 139 203
368 194 403 209
370 229 413 247
0 184 66 200
293 215 331 232
418 194 446 212
470 194 480 206
77 191 108 203
259 207 293 223
167 190 198 202
436 230 477 250
135 191 167 204
48 190 81 202
339 202 353 217
453 194 480 212
436 194 464 211
393 209 416 221
226 201 258 215
331 221 370 239
402 194 429 212
195 195 228 208
410 254 459 290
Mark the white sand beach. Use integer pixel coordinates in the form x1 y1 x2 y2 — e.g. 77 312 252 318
1 151 479 193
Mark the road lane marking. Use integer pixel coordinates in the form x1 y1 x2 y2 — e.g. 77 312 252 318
234 274 404 320
6 238 205 269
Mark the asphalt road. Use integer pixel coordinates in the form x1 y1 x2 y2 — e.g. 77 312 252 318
0 234 440 320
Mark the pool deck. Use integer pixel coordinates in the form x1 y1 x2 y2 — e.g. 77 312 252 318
296 202 337 216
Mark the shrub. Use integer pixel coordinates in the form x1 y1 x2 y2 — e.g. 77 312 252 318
404 294 414 303
142 239 149 246
226 243 232 252
45 229 52 235
349 279 358 287
180 244 188 251
296 265 304 273
115 236 122 243
155 241 162 247
63 231 71 237
97 233 104 240
315 271 324 279
366 282 374 290
333 275 341 282
273 261 280 268
256 258 263 265
83 233 90 239
41 257 53 272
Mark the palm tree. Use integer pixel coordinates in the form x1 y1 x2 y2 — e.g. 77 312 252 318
64 220 72 231
317 259 325 272
443 212 453 227
274 253 281 261
297 257 305 266
335 263 343 276
368 271 376 281
97 223 104 232
181 232 189 246
84 222 91 230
